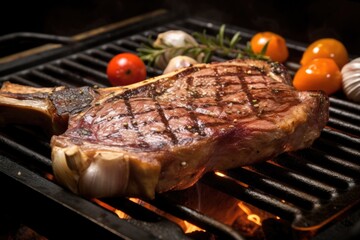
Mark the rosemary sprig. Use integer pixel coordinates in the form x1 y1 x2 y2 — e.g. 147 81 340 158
137 24 269 67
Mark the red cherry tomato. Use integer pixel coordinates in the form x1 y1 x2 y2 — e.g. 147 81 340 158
106 53 147 86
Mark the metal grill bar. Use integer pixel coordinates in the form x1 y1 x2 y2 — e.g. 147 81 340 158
7 75 42 87
275 154 354 190
226 167 321 210
0 133 52 171
330 107 360 122
330 97 360 112
0 157 161 240
201 172 301 221
327 117 360 136
60 58 108 81
76 53 108 68
148 195 246 240
250 162 338 200
30 69 66 86
90 48 114 60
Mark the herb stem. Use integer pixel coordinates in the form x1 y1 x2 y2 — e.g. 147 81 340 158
137 24 268 67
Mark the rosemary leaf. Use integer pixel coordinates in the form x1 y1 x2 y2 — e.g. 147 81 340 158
260 41 270 55
230 32 241 49
193 30 207 45
236 52 243 59
204 50 213 63
217 24 226 47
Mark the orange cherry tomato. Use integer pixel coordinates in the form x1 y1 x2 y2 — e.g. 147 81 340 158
300 38 349 69
107 53 147 86
293 58 342 95
250 31 289 63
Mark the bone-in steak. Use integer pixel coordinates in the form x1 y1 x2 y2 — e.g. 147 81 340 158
0 59 329 199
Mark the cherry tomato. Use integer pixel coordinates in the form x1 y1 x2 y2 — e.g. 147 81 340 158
250 31 289 63
300 38 349 69
106 53 147 86
293 58 342 95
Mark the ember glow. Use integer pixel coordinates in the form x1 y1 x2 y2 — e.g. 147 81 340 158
215 171 226 177
93 198 205 234
183 221 205 233
92 198 129 219
92 181 277 238
238 202 262 226
44 173 54 181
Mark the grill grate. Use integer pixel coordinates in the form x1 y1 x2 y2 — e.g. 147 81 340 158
1 16 360 240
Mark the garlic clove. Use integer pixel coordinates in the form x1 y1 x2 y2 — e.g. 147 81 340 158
78 151 130 198
52 146 131 198
163 56 198 74
52 146 79 194
341 57 360 103
64 145 90 172
153 30 198 48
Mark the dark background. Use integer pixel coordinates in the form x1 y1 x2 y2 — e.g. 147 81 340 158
1 0 359 55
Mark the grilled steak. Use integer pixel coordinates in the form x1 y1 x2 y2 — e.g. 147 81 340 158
0 59 329 199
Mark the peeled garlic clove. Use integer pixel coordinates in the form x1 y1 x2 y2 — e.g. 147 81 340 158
341 57 360 103
153 30 198 48
163 56 198 74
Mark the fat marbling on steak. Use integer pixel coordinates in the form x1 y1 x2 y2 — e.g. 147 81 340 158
0 59 329 199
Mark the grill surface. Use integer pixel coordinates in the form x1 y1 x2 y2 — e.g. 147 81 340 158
1 15 360 240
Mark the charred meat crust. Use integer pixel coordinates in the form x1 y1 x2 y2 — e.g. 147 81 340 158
49 86 96 116
62 59 297 151
0 83 97 134
0 59 329 199
50 59 328 198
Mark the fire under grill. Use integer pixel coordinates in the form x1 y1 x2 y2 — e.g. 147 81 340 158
1 14 360 240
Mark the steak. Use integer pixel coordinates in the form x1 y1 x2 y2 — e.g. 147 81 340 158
0 59 329 199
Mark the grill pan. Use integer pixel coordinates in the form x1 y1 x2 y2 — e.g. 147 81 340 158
1 14 360 240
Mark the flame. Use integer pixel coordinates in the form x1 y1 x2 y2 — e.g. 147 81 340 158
93 198 204 233
44 173 54 181
237 202 262 226
183 221 205 233
129 198 205 233
92 199 129 219
215 171 226 177
129 197 141 203
247 214 262 226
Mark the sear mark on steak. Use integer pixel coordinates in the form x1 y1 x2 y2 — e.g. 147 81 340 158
50 86 96 116
0 59 329 199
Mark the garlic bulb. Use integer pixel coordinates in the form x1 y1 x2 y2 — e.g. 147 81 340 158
52 146 130 198
153 30 198 48
163 56 198 74
153 30 202 69
78 151 130 198
341 57 360 103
